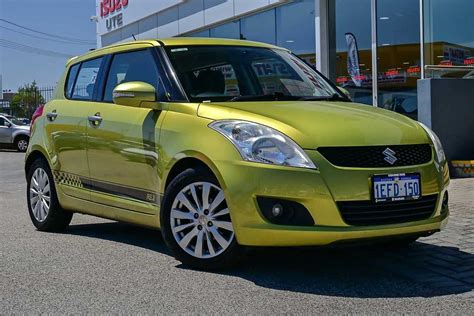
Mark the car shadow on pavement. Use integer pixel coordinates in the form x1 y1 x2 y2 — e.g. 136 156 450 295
220 243 474 298
67 222 168 253
67 221 474 299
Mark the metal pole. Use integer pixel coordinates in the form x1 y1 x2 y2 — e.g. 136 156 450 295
315 0 329 77
419 0 425 79
370 0 378 107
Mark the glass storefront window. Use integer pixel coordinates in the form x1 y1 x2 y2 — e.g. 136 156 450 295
377 0 420 120
424 0 474 78
188 29 210 37
209 21 240 39
276 0 315 65
335 0 373 105
240 10 276 44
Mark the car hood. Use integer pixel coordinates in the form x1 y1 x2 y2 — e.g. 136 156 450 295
198 101 429 149
14 124 30 131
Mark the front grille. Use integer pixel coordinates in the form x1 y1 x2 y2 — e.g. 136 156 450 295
337 195 438 226
318 144 432 168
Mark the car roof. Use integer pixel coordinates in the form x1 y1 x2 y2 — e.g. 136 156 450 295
67 37 285 66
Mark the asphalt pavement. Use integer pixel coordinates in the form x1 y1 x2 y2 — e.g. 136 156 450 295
1 150 473 313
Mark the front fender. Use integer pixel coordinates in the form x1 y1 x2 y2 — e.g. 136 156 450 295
159 106 242 195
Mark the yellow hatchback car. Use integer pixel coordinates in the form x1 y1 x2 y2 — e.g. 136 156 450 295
25 38 449 269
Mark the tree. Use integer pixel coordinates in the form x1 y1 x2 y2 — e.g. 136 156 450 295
10 81 45 118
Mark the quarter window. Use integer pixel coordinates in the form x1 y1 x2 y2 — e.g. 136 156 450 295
103 50 161 102
72 57 103 101
65 63 80 99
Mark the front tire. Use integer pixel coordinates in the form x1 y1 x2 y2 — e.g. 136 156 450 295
26 158 73 232
161 167 241 270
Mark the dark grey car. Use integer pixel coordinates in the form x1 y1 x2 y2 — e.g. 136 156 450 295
0 115 30 152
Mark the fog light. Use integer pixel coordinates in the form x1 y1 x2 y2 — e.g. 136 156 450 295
256 197 315 226
272 204 284 217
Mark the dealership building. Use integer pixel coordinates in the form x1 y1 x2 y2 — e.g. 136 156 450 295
95 0 473 161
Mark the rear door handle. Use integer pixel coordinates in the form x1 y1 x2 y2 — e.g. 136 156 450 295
46 111 58 121
88 113 102 127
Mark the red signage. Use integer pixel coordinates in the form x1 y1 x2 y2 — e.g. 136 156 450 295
100 0 129 17
385 69 399 77
464 58 474 65
439 60 453 66
407 66 421 74
336 76 349 84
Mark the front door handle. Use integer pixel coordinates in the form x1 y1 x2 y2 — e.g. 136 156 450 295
88 113 103 127
46 110 58 121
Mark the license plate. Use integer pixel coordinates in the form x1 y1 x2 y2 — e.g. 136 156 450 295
372 173 421 203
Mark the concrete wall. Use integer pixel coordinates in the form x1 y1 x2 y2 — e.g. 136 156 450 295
418 79 474 162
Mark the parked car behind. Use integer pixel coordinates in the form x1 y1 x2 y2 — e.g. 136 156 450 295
0 114 30 151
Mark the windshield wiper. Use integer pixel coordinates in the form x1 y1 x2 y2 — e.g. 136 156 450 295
228 92 300 102
298 94 349 102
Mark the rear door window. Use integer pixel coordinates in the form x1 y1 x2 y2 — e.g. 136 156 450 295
103 50 162 102
72 57 103 101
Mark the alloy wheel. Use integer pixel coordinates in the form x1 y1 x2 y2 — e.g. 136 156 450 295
18 139 28 151
170 182 234 259
29 168 51 222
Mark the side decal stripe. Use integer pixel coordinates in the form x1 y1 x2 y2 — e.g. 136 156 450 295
53 170 159 205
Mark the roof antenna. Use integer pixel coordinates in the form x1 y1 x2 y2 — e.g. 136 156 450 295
132 34 137 41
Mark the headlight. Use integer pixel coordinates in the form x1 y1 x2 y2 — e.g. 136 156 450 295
209 120 317 169
419 123 446 163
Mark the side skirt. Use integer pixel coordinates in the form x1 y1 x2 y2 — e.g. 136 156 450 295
57 189 161 229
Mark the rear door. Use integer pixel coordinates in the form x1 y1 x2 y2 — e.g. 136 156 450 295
85 48 168 214
44 58 103 201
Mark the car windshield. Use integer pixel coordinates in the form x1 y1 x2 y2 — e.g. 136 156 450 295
165 45 342 103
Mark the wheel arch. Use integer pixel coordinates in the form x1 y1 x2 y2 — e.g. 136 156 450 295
25 148 50 178
163 151 226 195
13 131 29 143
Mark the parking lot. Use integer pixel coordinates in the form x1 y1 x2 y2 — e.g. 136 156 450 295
1 150 473 313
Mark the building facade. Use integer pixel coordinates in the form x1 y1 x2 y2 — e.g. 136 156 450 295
95 0 474 119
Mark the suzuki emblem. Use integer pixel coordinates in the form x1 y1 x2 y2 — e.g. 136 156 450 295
383 148 397 165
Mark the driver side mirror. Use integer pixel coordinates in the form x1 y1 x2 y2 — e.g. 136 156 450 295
5 121 12 128
337 87 353 101
112 81 162 110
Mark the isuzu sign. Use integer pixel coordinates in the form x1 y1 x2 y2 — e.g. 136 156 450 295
96 0 289 38
100 0 129 31
100 0 129 17
97 0 186 35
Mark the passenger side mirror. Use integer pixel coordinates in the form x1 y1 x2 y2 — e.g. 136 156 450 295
337 87 352 101
112 81 162 110
5 121 12 128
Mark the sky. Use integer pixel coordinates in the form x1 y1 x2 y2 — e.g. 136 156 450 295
0 0 97 91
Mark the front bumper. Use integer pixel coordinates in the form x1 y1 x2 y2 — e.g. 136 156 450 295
215 150 450 247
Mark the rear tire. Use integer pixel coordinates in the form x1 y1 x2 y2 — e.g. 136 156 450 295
26 158 72 232
161 167 241 270
15 136 29 152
